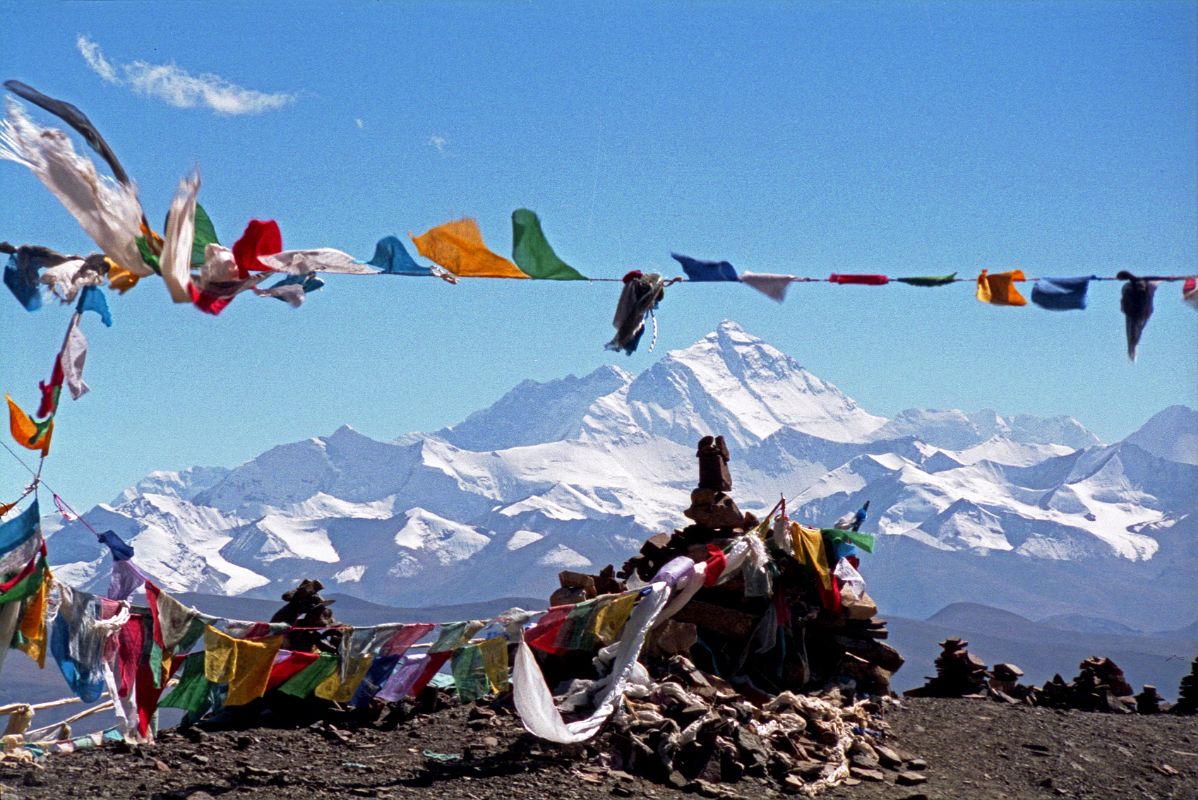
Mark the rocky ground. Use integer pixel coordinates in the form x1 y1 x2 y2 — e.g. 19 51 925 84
2 697 1195 800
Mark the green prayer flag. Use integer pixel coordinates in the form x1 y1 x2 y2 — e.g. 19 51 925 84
511 209 587 280
135 236 161 275
451 645 488 703
160 653 213 716
278 653 338 698
896 273 957 287
191 203 219 268
820 528 875 554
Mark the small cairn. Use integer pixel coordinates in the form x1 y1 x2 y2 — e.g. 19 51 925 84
1172 655 1198 715
988 662 1033 703
1135 685 1167 714
903 638 988 698
1067 656 1136 713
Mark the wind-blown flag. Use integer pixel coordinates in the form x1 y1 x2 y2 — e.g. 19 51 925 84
1118 271 1158 361
368 235 431 276
739 272 792 302
75 285 112 326
1031 276 1093 311
976 269 1027 306
513 210 586 280
830 273 888 285
1183 277 1198 311
672 253 738 282
411 218 528 279
231 220 283 277
6 394 52 456
896 273 957 287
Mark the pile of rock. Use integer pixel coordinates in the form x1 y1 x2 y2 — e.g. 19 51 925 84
903 638 990 698
595 655 925 794
1170 656 1197 715
1037 657 1137 713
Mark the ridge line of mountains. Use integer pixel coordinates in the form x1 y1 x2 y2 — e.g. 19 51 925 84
41 320 1197 632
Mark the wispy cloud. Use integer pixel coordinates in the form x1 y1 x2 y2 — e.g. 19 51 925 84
355 118 365 129
76 35 295 116
427 134 449 154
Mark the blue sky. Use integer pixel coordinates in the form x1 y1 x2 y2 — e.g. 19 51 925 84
2 1 1195 510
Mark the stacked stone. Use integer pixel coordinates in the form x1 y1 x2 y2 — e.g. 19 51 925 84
1135 686 1166 714
1171 656 1198 715
1066 656 1136 713
903 638 988 698
988 663 1033 703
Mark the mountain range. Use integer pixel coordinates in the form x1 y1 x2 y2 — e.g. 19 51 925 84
42 321 1198 629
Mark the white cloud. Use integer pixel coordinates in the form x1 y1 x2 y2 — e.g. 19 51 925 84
427 134 448 154
75 34 295 116
355 118 365 129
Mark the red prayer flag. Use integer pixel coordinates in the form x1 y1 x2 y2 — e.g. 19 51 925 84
232 219 283 277
829 274 890 285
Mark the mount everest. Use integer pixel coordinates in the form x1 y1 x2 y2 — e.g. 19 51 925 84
42 321 1198 628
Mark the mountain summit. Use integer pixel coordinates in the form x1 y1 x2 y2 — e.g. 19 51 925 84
44 322 1196 624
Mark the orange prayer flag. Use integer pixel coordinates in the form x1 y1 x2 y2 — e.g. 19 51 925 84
17 569 51 668
5 394 53 456
976 269 1027 306
410 218 528 279
107 262 141 293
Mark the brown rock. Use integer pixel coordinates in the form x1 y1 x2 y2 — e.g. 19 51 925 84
896 770 929 785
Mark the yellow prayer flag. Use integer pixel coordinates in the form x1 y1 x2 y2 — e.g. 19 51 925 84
106 262 141 293
16 570 50 668
591 591 638 645
203 627 283 706
411 218 529 279
6 395 52 456
976 269 1027 306
478 636 510 694
790 523 833 591
314 655 374 703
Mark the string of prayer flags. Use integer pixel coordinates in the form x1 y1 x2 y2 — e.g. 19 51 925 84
1118 271 1158 361
1032 276 1094 311
830 273 889 286
412 218 527 279
512 209 587 280
896 273 957 287
976 269 1027 306
672 253 738 282
6 394 53 456
739 272 792 302
368 235 432 276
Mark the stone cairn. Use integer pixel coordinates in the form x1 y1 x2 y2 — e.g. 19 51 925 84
904 642 1179 714
1172 655 1198 715
903 638 990 698
535 436 922 793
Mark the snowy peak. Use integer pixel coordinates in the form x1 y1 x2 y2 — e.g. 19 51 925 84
624 320 887 447
1123 405 1198 466
439 365 633 451
872 408 1099 451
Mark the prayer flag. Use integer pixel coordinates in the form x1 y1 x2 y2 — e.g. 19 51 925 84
672 253 738 282
6 394 53 456
896 273 957 287
830 273 889 285
202 627 284 706
411 218 528 279
191 203 219 268
75 285 112 326
1031 277 1093 311
739 272 792 302
1118 271 1158 361
367 235 431 276
3 254 42 310
1184 277 1198 310
976 269 1027 306
232 219 283 277
512 210 586 280
159 173 200 303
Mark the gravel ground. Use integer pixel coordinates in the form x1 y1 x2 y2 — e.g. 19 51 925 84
1 697 1195 800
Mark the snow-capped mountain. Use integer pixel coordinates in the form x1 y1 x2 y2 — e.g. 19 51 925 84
43 321 1198 627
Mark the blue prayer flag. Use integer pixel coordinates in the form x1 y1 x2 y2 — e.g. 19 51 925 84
368 236 431 276
75 286 113 327
97 530 135 561
671 253 739 282
4 254 42 311
0 498 40 557
1031 277 1093 311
